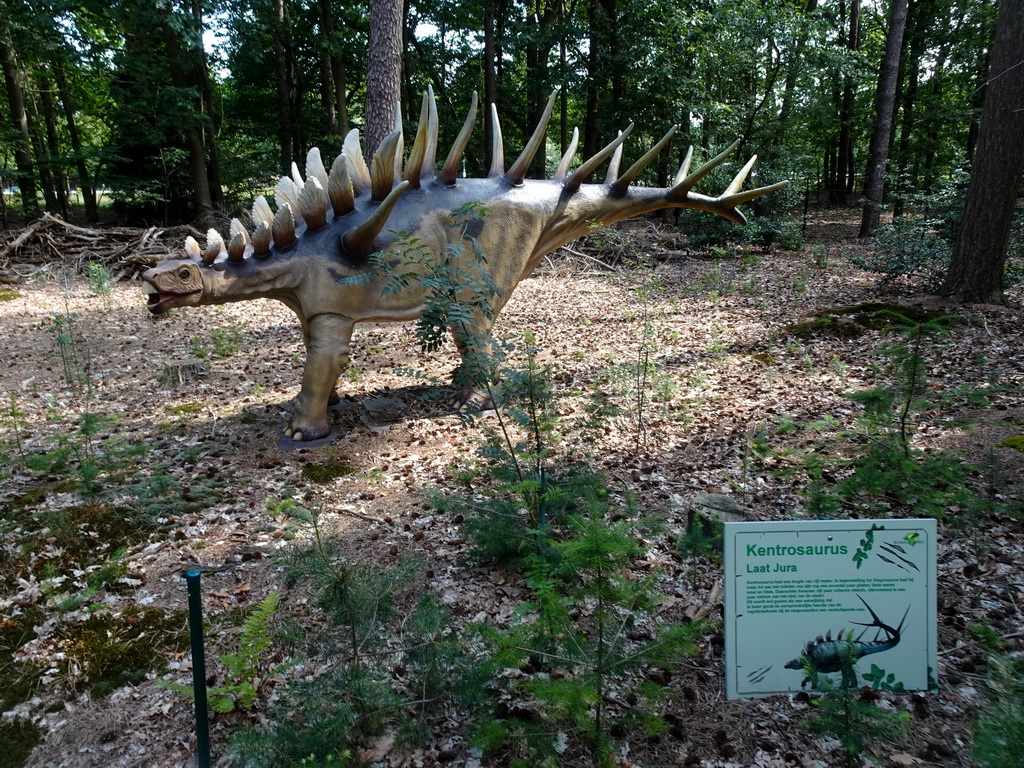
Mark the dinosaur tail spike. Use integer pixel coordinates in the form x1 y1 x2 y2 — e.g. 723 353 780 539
298 177 329 230
724 155 757 196
505 90 557 186
423 85 439 177
393 100 404 180
371 129 402 202
564 124 634 193
276 176 303 224
673 145 694 187
251 221 271 256
252 196 274 229
343 129 372 193
672 139 741 196
343 180 410 258
328 154 355 215
306 147 329 192
272 203 296 248
719 181 790 210
439 91 478 186
487 103 505 178
404 89 434 188
184 235 202 262
605 132 625 185
202 229 224 265
552 126 579 181
611 125 678 194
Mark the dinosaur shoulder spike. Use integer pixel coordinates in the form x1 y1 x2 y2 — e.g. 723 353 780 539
272 203 296 248
343 129 372 192
328 154 355 215
371 129 402 202
251 221 271 256
202 228 224 265
404 90 432 188
505 90 557 185
252 196 274 229
605 131 625 185
306 147 329 191
298 177 329 230
673 146 694 187
672 139 741 196
552 126 579 181
342 180 410 258
439 91 478 186
276 177 302 223
564 124 634 193
184 235 202 262
487 103 504 178
611 125 678 194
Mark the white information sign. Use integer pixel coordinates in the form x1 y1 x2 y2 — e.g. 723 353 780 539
724 519 937 699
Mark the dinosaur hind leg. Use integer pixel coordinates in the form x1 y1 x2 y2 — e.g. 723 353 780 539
448 315 499 412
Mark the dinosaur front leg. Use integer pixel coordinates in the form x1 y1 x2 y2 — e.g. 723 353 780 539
284 314 354 442
449 314 499 411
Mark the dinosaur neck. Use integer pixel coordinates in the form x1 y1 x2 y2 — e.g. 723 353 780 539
201 252 304 305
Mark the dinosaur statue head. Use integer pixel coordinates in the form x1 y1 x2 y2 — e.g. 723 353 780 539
141 258 205 314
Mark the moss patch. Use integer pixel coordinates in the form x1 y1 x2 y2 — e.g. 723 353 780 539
1000 435 1024 452
0 718 41 768
783 303 957 340
167 402 206 415
0 608 46 712
57 605 189 697
0 288 20 302
301 460 357 484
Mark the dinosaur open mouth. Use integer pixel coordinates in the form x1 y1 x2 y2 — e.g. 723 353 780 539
141 281 197 312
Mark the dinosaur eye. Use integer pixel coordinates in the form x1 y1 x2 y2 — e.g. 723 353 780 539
178 267 191 280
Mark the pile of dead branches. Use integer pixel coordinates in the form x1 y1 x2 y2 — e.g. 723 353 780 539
0 213 201 284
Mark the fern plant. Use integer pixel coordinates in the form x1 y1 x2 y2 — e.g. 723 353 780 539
160 591 287 713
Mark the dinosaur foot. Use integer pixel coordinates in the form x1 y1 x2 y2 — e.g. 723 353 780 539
278 429 338 452
449 388 497 415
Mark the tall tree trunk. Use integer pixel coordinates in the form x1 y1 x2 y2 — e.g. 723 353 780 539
53 62 97 221
835 0 860 205
318 0 340 143
26 88 59 213
189 0 222 207
940 0 1023 304
859 0 909 237
365 0 404 160
271 0 296 171
161 22 214 227
483 3 497 173
583 0 603 161
0 38 40 218
37 71 69 218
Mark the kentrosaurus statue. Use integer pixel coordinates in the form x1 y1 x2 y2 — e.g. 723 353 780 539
142 90 785 444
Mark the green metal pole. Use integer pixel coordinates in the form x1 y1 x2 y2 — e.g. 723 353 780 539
185 569 211 768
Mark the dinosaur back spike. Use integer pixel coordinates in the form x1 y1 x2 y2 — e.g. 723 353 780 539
227 231 248 262
611 125 677 194
487 103 504 178
552 127 579 181
423 86 439 176
202 228 224 265
272 203 296 248
276 177 302 223
393 100 404 180
439 91 478 186
298 177 329 230
328 154 355 215
184 235 202 261
564 124 634 193
371 130 402 202
251 221 271 256
505 90 557 185
290 162 303 188
343 129 372 192
252 196 274 229
306 147 329 191
342 180 411 259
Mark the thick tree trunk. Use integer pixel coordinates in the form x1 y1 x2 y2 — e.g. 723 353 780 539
54 63 98 222
37 71 69 218
859 0 909 236
0 38 40 218
365 0 404 160
940 0 1024 304
271 0 296 171
583 0 603 161
189 0 222 207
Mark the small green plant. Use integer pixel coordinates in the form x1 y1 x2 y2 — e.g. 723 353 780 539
160 591 286 713
801 647 909 767
972 654 1024 767
86 262 113 308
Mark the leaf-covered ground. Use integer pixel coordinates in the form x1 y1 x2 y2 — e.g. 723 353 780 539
1 211 1022 767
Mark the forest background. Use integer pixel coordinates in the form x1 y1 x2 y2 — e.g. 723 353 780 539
1 0 1021 296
